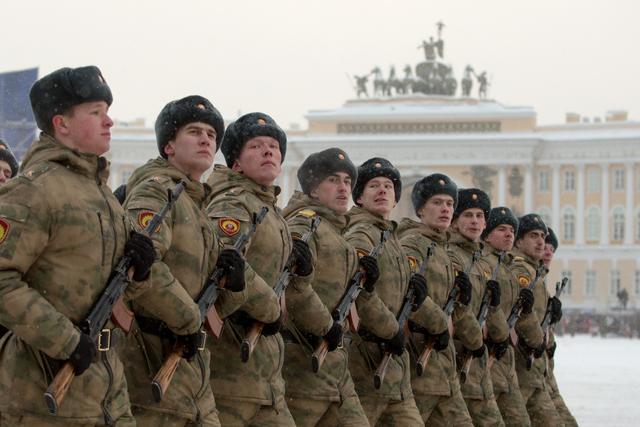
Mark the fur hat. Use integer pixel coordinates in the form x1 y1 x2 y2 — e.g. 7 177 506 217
516 213 548 241
454 188 490 220
411 173 458 215
0 139 19 178
545 227 559 251
297 148 356 195
221 112 286 167
482 206 519 240
353 157 402 205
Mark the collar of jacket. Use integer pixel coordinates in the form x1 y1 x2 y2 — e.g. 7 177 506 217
449 231 482 253
510 247 546 273
397 217 449 243
155 157 209 206
346 205 397 233
208 164 280 205
283 191 349 231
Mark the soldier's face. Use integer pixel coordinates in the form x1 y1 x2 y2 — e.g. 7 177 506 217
55 101 113 155
311 172 352 214
0 161 12 185
542 243 555 267
515 230 546 260
418 195 454 232
357 176 396 219
232 136 281 186
484 224 514 251
453 208 486 241
165 122 216 181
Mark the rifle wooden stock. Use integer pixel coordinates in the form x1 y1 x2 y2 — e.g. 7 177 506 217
459 354 473 384
311 339 329 373
416 343 434 376
43 362 75 416
241 323 263 363
111 296 134 333
374 353 393 389
347 304 359 333
204 308 224 339
151 347 182 402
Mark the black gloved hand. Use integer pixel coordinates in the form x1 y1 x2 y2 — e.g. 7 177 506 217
359 255 380 292
69 333 97 376
386 329 406 356
410 273 428 311
291 239 313 277
433 329 450 351
455 271 472 306
519 288 535 314
217 249 245 292
261 312 283 336
177 332 202 360
324 321 344 352
549 296 563 324
490 339 509 361
468 343 486 358
125 231 155 281
546 341 557 359
533 344 546 358
486 280 501 307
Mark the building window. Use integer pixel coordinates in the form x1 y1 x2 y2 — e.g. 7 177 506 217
636 270 640 296
586 270 596 296
613 169 625 191
560 270 572 295
587 206 601 241
538 170 549 192
563 170 575 191
610 270 621 295
587 169 601 193
612 207 625 241
562 208 575 241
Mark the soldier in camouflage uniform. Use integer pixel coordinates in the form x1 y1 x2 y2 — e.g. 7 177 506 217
510 214 561 426
120 96 247 426
481 207 533 426
542 228 578 427
345 158 448 426
0 66 155 426
398 174 479 426
281 148 370 426
205 112 298 426
448 189 507 426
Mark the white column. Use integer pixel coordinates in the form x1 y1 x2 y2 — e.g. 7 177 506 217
576 164 585 245
280 166 291 208
524 164 533 213
600 164 610 245
498 166 506 206
624 162 634 244
552 164 561 232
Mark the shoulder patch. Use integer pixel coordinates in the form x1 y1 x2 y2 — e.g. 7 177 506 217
219 218 240 236
297 209 316 218
0 218 10 244
518 274 531 286
138 211 156 230
513 256 524 262
407 255 418 270
483 270 491 279
20 163 54 181
148 175 170 184
355 248 368 258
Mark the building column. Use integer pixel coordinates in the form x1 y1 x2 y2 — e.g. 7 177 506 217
600 163 609 245
280 166 291 208
625 162 634 245
552 164 561 232
576 164 585 245
498 165 506 206
524 164 533 213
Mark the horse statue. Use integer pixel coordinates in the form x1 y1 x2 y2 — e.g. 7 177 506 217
354 74 369 98
371 66 388 97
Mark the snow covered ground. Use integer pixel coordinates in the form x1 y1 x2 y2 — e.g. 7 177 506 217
553 334 640 427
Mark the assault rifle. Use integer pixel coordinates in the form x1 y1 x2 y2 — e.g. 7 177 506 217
240 215 321 362
44 180 186 415
311 229 390 373
541 277 567 347
416 249 480 376
151 206 268 402
373 242 435 389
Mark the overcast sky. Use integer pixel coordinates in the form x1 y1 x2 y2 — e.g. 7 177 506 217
2 0 639 129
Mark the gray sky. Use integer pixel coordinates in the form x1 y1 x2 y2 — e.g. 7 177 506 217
2 0 639 129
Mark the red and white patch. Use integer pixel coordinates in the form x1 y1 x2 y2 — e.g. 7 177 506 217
0 218 9 244
138 211 155 230
407 256 418 270
219 218 240 236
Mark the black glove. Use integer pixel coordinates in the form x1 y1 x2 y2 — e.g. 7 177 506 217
261 312 283 336
69 333 97 375
519 288 535 314
455 271 472 306
433 329 450 351
359 255 380 292
386 329 406 356
533 344 546 359
546 341 557 359
410 274 428 311
217 249 245 292
486 280 501 307
125 231 155 281
291 239 313 277
177 332 202 360
468 343 486 358
490 339 509 361
549 296 563 324
324 321 344 352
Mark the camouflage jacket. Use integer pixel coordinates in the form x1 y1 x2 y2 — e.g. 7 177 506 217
205 165 287 405
398 218 481 397
281 191 356 402
0 133 133 422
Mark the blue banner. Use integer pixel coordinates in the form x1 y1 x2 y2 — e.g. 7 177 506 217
0 68 38 161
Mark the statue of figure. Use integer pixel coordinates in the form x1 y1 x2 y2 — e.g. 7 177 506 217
417 37 437 61
402 64 414 94
354 74 369 98
461 65 474 97
435 38 444 59
476 71 489 98
371 66 387 96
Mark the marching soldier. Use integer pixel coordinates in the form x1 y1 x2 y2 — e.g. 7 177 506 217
510 214 560 426
205 112 297 425
448 189 507 426
281 148 370 426
481 207 533 426
398 174 478 426
0 66 154 425
344 158 444 425
120 96 246 426
542 228 578 427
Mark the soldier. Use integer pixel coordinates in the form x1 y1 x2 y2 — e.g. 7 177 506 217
120 96 247 426
398 173 478 426
481 207 534 426
281 148 370 426
448 189 507 426
344 158 447 425
510 214 560 426
205 112 299 426
0 66 154 426
542 228 578 427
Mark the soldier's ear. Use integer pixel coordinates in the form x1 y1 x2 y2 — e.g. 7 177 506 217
164 141 175 158
231 159 242 173
52 114 71 136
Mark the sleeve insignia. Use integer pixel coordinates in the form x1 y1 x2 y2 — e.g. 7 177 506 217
0 218 10 244
407 255 418 270
356 248 368 258
219 218 240 236
297 209 316 218
518 275 531 286
138 211 156 230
